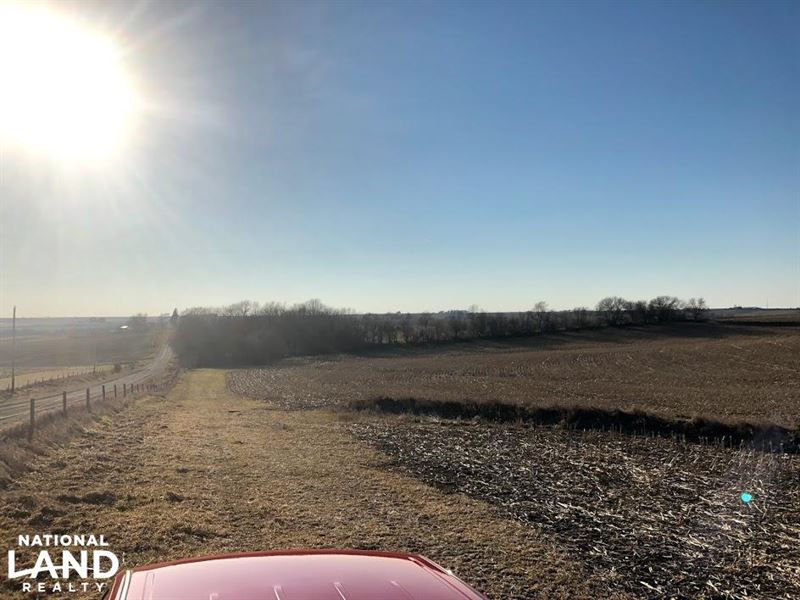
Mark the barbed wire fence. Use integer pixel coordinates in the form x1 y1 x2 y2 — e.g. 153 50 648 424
3 366 115 392
0 368 180 439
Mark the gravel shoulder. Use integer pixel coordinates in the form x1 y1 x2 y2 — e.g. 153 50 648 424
0 370 609 599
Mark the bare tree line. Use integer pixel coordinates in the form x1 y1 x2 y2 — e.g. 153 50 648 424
172 296 708 367
595 296 708 326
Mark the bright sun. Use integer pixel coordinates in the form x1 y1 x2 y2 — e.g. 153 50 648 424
0 4 136 162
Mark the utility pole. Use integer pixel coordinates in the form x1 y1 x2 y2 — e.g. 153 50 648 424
10 306 16 394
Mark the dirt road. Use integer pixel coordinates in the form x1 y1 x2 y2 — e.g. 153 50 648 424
0 370 610 599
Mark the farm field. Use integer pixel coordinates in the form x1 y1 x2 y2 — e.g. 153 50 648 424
0 371 607 599
0 327 162 402
1 1 795 599
228 323 800 428
223 324 800 598
0 329 158 370
2 325 798 599
711 309 800 325
349 419 800 599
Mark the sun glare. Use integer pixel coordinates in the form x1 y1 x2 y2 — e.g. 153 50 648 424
0 4 136 162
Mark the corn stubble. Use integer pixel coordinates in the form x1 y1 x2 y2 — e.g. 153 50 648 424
347 419 799 599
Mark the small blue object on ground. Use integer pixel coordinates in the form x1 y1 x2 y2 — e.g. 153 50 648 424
741 492 752 504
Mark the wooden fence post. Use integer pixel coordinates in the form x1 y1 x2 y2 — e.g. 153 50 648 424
102 385 106 401
86 388 91 412
28 398 35 440
114 384 117 398
62 391 67 415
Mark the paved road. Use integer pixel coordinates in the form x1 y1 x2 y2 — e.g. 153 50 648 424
0 344 174 428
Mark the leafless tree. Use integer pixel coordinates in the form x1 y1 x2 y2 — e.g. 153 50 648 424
417 313 433 343
448 313 468 340
469 310 488 338
223 300 259 317
487 313 508 337
629 300 648 325
571 307 589 329
647 296 683 323
596 297 628 326
686 297 708 321
533 301 549 332
256 302 286 316
182 306 217 316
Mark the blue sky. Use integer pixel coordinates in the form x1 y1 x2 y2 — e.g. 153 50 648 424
1 0 798 316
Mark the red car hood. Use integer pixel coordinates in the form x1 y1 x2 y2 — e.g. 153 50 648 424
111 550 488 600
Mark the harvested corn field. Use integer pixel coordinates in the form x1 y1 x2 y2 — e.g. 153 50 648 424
348 418 800 599
224 324 800 598
227 324 800 427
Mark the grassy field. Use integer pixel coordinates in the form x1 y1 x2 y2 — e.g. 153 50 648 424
228 323 800 428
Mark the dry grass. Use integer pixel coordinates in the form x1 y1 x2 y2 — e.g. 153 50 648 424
228 323 800 428
0 396 135 489
0 366 178 487
0 370 612 600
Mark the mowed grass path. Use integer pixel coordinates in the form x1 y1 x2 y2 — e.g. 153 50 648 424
0 370 613 599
